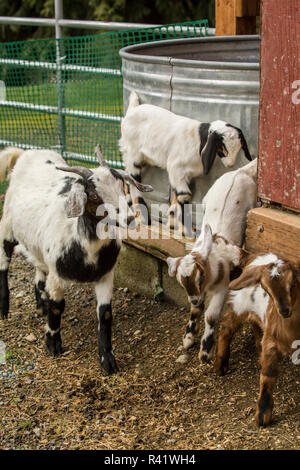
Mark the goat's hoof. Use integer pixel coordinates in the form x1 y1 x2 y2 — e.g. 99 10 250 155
36 306 46 317
255 407 273 427
0 301 9 320
100 351 118 375
0 311 8 320
199 349 212 363
215 359 229 376
183 334 194 350
46 333 62 356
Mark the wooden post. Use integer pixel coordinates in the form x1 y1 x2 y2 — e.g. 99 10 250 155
216 0 259 36
245 0 300 260
258 0 300 211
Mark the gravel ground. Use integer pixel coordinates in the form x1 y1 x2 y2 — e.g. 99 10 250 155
0 254 300 450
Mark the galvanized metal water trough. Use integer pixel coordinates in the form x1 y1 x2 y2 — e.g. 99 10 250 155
120 35 260 226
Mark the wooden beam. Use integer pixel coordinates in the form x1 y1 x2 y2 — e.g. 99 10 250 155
258 0 300 211
245 207 300 262
216 0 259 36
121 224 190 261
236 0 260 17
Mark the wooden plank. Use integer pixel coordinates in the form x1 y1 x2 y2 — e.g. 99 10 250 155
216 0 258 35
236 0 260 17
121 224 190 261
236 17 257 34
259 0 300 210
245 207 300 262
216 0 236 36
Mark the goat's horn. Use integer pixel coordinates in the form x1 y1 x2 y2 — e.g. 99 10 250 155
56 166 93 179
95 144 109 167
117 170 153 192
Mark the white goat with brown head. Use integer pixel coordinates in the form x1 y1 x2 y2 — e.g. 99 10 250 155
216 253 300 426
167 224 242 362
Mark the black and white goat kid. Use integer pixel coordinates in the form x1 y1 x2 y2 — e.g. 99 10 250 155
0 145 152 374
119 91 252 231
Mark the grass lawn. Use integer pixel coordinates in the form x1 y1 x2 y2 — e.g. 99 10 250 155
0 75 124 166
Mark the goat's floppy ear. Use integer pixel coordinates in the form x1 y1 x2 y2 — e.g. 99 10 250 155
201 131 222 175
65 183 87 218
199 224 213 260
166 257 180 277
199 122 210 154
291 262 300 281
226 124 252 162
229 266 262 291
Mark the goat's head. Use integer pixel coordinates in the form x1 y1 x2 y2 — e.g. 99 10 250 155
56 145 153 228
229 255 300 319
200 120 252 175
166 224 213 307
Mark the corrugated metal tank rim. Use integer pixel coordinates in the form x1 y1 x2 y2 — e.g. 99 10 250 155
120 35 260 70
120 34 260 228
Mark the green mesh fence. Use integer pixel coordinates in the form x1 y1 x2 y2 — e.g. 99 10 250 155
0 20 208 185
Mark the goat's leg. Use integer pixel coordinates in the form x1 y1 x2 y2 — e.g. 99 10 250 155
215 308 245 376
126 162 150 225
34 268 47 316
168 173 193 237
199 288 227 363
95 269 118 374
182 302 205 350
168 191 193 236
251 321 263 356
0 215 17 319
255 337 281 427
168 192 178 230
45 273 65 356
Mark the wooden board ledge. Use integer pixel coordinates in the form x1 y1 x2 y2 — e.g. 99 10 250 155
245 207 300 262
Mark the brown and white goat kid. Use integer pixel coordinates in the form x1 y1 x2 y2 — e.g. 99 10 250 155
215 253 300 427
167 224 241 362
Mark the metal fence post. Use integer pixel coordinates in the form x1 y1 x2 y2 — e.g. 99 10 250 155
55 0 66 155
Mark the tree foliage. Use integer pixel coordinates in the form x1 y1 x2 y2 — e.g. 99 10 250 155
0 0 215 42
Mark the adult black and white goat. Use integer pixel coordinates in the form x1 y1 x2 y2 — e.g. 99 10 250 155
119 91 252 227
0 145 152 374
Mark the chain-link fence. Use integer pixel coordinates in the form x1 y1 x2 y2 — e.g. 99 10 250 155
0 20 208 181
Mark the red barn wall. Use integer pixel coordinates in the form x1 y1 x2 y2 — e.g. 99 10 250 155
259 0 300 211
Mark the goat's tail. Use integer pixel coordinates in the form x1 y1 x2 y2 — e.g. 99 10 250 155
0 147 24 181
126 91 140 115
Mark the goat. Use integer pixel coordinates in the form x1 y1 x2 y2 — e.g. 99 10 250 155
0 145 152 374
167 224 242 362
199 159 257 246
119 91 252 229
215 253 300 426
166 160 256 360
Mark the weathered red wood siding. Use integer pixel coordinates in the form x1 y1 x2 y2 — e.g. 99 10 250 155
259 0 300 210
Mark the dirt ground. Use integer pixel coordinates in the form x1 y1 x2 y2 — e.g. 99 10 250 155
1 255 300 450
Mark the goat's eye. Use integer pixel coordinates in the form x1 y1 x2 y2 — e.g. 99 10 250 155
91 194 98 200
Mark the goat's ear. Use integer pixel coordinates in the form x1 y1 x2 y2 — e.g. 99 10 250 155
226 124 252 162
229 266 262 291
239 248 250 268
237 127 252 161
166 257 180 277
291 262 300 281
201 131 220 175
199 224 213 260
65 183 87 218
